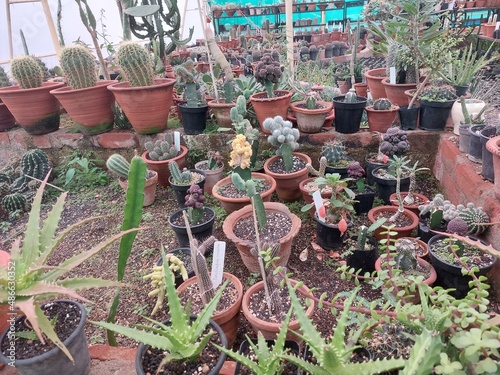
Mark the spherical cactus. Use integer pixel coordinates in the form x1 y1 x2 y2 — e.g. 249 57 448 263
21 149 50 181
116 41 155 87
0 182 10 197
10 55 44 89
33 56 51 81
457 203 489 236
0 173 11 184
0 66 11 88
344 89 358 103
446 217 469 236
373 98 392 110
10 174 28 194
60 45 98 90
2 192 27 213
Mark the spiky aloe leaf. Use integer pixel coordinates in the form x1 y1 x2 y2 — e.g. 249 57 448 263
399 328 444 375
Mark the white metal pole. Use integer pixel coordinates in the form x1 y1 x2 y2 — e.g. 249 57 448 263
285 0 293 73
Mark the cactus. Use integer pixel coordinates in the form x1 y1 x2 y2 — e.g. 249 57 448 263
379 128 410 157
60 45 98 89
189 51 198 61
263 116 300 171
0 66 11 88
169 161 195 185
10 174 29 194
344 88 358 103
185 184 206 224
419 82 457 102
0 182 10 197
446 217 469 236
231 173 267 229
116 41 154 87
306 156 327 177
325 43 333 51
395 238 418 272
106 154 130 180
373 98 392 110
10 55 44 89
457 203 489 236
419 194 459 228
33 56 51 81
144 133 179 161
189 235 217 305
300 46 310 55
21 149 50 181
175 59 201 107
321 142 347 166
2 192 27 213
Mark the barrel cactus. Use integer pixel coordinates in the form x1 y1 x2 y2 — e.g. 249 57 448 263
10 174 29 194
457 203 489 236
344 88 358 103
60 45 98 89
106 154 130 180
0 66 11 88
10 55 44 89
2 192 27 213
116 41 155 87
21 149 50 181
373 98 393 110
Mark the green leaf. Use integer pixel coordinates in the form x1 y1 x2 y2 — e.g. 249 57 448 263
124 5 160 17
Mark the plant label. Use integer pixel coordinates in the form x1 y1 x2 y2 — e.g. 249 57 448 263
174 131 181 152
211 241 226 288
389 67 396 84
313 190 325 222
496 21 500 31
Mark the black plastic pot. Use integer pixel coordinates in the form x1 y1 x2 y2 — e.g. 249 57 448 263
169 169 206 208
0 300 90 375
458 124 472 154
418 99 455 131
480 125 496 182
364 154 386 186
136 317 227 375
428 234 497 298
417 220 445 244
315 213 352 250
325 49 333 58
178 104 209 135
453 84 469 97
398 105 419 130
157 248 195 287
332 95 367 134
346 236 379 275
168 207 215 248
468 124 486 163
353 186 376 215
371 166 410 204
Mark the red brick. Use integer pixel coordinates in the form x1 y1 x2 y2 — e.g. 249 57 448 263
0 132 9 144
97 132 139 149
89 344 137 362
32 134 52 149
220 361 237 375
51 133 84 149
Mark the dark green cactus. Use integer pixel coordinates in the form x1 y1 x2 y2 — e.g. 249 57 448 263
0 182 10 197
0 66 11 88
373 98 392 110
116 41 155 87
0 173 12 184
10 174 29 194
144 133 178 161
33 56 51 81
60 45 98 89
10 56 44 89
106 154 130 180
2 192 27 213
321 142 347 165
457 203 489 236
168 161 193 185
21 149 50 181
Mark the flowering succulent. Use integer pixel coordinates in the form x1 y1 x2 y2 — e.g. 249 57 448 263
254 52 283 98
229 134 252 181
185 184 206 224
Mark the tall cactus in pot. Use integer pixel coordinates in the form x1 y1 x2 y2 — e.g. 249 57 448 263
116 41 155 87
59 44 98 89
10 56 44 89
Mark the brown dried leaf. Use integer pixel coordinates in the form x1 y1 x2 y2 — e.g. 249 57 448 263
328 251 340 259
311 242 325 252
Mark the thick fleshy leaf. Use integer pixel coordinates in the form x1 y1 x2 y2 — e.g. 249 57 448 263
35 304 73 362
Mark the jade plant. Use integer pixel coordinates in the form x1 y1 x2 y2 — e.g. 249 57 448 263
10 55 44 89
59 44 98 90
263 115 300 171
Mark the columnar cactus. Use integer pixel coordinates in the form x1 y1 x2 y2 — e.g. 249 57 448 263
373 98 393 110
175 59 201 107
263 116 300 171
144 133 179 161
395 238 418 272
10 56 44 89
168 161 193 185
106 154 130 180
0 66 11 88
60 45 98 90
116 41 155 87
21 149 50 181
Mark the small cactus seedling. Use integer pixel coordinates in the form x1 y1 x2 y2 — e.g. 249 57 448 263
10 55 44 89
263 116 300 171
373 98 393 110
60 44 98 89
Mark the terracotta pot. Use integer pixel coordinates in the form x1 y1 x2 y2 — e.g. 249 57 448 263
397 237 429 258
107 78 176 134
212 172 276 214
0 103 16 132
141 145 188 187
222 202 302 273
486 136 500 200
207 99 235 128
381 78 417 107
482 23 496 38
354 82 368 98
0 250 10 336
50 80 116 135
299 177 333 218
367 205 419 240
177 272 243 347
194 160 224 196
249 90 293 134
364 68 387 101
263 153 311 202
242 279 315 340
0 81 65 135
289 100 333 133
118 171 158 207
365 105 400 132
389 192 430 216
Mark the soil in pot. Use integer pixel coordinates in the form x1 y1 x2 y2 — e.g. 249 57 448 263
368 206 419 240
389 192 430 216
233 211 292 244
168 207 215 248
372 166 411 204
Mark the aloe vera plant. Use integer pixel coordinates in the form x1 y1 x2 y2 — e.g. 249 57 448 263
0 174 141 362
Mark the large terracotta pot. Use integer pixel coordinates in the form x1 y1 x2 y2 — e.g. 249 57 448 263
486 136 500 200
222 202 301 273
0 81 65 135
242 279 315 340
249 90 293 134
365 105 400 132
289 100 333 133
177 272 243 347
0 103 16 132
118 171 158 207
364 68 387 100
108 78 176 134
50 80 116 135
263 152 311 202
381 78 417 107
212 172 276 214
367 205 419 240
207 99 235 128
141 145 188 187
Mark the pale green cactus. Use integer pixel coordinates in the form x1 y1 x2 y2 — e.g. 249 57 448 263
116 41 155 87
263 116 300 171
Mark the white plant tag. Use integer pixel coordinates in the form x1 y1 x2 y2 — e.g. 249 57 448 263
174 131 181 152
389 67 396 84
312 190 325 222
211 241 226 288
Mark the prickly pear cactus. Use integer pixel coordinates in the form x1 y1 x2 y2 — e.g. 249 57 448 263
21 149 50 181
373 98 392 110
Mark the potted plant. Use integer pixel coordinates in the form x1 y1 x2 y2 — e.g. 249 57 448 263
319 141 354 177
263 116 311 202
141 132 188 187
175 58 209 135
168 161 206 208
194 151 224 195
107 41 176 134
0 55 64 135
417 80 458 131
332 89 367 134
289 89 333 134
92 248 229 375
50 44 115 135
346 161 376 215
457 97 487 154
371 156 412 205
0 174 137 374
365 98 400 132
250 53 292 134
106 153 158 207
0 66 15 132
168 184 215 247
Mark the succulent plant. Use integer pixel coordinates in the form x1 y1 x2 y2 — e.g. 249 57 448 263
0 66 11 88
175 58 204 107
144 133 179 161
346 161 365 179
106 154 131 180
419 81 457 102
344 88 358 103
456 203 489 236
21 148 50 181
185 184 206 224
10 55 44 89
321 142 348 166
60 44 98 90
1 192 27 213
394 238 418 272
379 128 410 157
446 217 469 236
254 53 282 98
169 161 202 185
263 115 300 171
373 98 393 110
116 41 155 87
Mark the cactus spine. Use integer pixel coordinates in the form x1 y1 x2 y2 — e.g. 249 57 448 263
106 154 131 180
116 41 154 87
10 56 44 89
2 192 27 212
457 203 489 236
21 149 50 181
0 66 11 88
373 98 392 110
60 45 98 89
